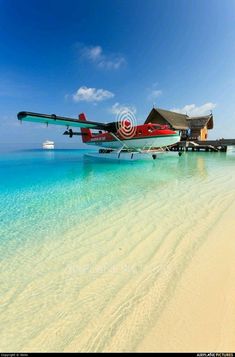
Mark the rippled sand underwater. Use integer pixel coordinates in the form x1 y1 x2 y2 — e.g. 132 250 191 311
0 149 235 352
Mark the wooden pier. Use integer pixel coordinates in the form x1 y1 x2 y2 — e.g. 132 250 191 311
170 139 235 152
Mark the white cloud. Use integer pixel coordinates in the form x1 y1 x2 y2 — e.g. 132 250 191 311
79 44 126 70
82 45 102 61
72 86 114 102
146 81 162 101
148 89 162 100
109 102 137 116
171 102 216 116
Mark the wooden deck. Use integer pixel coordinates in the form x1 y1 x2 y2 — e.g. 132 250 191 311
170 139 235 152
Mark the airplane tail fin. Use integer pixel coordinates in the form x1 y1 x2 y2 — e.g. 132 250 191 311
79 113 92 143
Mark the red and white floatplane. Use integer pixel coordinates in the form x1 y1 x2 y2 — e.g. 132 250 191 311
17 111 182 161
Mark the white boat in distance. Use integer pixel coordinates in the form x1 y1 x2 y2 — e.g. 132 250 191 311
42 140 54 150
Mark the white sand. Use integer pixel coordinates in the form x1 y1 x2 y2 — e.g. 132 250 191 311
137 200 235 352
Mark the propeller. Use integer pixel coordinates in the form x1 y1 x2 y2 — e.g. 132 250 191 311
63 129 87 138
63 129 74 137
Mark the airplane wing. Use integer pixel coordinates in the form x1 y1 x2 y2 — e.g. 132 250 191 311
17 111 109 131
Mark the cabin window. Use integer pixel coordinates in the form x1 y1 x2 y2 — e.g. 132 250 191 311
153 124 161 130
138 131 142 135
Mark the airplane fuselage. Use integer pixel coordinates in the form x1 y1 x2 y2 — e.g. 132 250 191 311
86 123 180 149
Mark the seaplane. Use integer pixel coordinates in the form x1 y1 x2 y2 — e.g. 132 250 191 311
17 111 182 161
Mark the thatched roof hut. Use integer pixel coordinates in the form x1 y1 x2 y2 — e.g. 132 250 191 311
145 107 214 140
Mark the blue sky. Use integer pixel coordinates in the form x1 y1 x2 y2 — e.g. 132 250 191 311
1 0 235 144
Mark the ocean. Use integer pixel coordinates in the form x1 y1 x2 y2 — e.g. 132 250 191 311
1 145 235 352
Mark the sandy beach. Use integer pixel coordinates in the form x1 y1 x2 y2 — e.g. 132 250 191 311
137 199 235 352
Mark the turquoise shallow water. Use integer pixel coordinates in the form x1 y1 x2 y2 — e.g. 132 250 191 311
0 146 235 351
